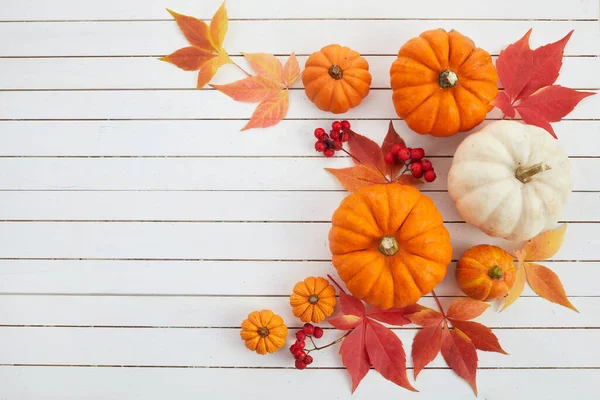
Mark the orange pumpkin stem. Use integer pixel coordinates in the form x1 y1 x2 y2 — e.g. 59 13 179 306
378 236 399 256
257 327 270 338
488 265 504 280
328 65 343 80
515 162 551 183
439 70 458 89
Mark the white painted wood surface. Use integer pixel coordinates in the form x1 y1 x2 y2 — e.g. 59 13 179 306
0 0 598 398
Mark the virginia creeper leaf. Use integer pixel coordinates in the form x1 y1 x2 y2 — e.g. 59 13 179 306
211 76 283 103
515 105 557 138
412 321 443 378
396 174 424 187
500 265 526 312
441 326 478 395
326 165 389 192
167 9 215 51
521 224 567 260
337 286 366 317
283 53 301 87
516 86 595 123
367 305 422 326
159 47 216 71
197 54 229 89
364 320 417 392
407 308 444 327
446 298 490 321
491 91 516 118
381 121 406 178
329 315 362 330
496 29 533 102
243 53 285 85
348 131 387 175
449 319 507 354
241 90 289 131
525 263 578 312
339 322 370 393
210 1 228 50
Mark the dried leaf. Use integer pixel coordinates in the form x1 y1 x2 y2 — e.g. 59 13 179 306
348 131 387 175
412 321 443 378
211 76 283 103
210 1 228 50
446 298 490 321
337 286 366 317
491 91 516 118
329 315 362 330
364 320 417 392
441 326 478 395
167 9 215 52
449 319 507 354
407 308 444 327
241 90 289 131
381 121 406 178
159 47 216 71
395 174 424 187
500 265 526 312
525 263 578 312
326 165 389 192
367 305 422 326
496 29 533 102
521 224 567 261
339 322 370 393
197 55 228 89
516 85 595 123
283 53 301 87
243 53 285 85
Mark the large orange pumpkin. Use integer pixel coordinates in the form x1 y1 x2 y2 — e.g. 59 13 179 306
302 44 371 114
329 184 452 309
390 29 498 137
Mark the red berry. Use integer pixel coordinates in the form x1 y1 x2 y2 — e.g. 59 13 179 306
323 148 335 158
410 162 423 177
384 152 395 165
293 350 306 360
410 148 425 160
330 130 340 140
397 148 411 162
321 133 329 142
331 121 342 131
304 355 314 365
341 120 351 130
295 340 305 349
423 169 437 182
313 327 324 339
314 127 326 139
315 141 326 152
295 360 306 370
289 345 296 353
341 132 349 142
420 159 432 171
302 323 315 335
391 143 404 155
296 331 306 341
331 140 343 150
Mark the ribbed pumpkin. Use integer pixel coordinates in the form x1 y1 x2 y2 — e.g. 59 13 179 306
302 44 372 114
240 310 288 355
329 184 452 309
390 29 498 137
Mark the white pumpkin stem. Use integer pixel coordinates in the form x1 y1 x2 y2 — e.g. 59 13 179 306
515 162 551 183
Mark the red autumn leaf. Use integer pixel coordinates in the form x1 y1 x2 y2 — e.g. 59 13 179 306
496 29 533 102
517 30 573 100
491 91 516 118
441 326 478 395
367 304 422 326
336 284 366 317
449 319 507 354
446 298 490 321
339 322 370 393
159 47 216 71
381 121 406 178
525 263 578 312
167 9 215 51
211 76 283 103
516 85 595 122
515 105 557 138
364 320 417 392
283 52 301 87
241 90 290 131
411 321 443 378
326 164 389 192
329 315 363 330
243 53 285 85
348 131 387 175
395 174 424 186
407 307 444 327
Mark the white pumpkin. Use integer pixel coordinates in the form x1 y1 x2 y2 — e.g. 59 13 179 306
448 121 571 241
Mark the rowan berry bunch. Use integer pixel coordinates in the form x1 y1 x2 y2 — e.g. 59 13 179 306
385 144 437 182
314 120 352 158
289 323 324 369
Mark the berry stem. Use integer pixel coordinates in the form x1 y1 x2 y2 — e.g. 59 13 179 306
340 147 361 164
306 330 352 354
231 59 252 77
432 290 447 320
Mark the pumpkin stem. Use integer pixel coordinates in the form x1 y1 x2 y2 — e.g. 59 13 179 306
515 162 551 183
257 327 270 338
378 236 399 256
439 70 458 88
328 65 343 80
488 265 504 280
308 294 319 304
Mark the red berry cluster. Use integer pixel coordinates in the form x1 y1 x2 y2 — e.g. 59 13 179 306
289 323 323 370
314 120 351 158
384 144 437 182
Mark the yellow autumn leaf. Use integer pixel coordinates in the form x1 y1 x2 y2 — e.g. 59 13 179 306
500 265 526 312
242 53 285 85
283 53 301 87
210 1 228 50
520 224 567 261
197 53 230 89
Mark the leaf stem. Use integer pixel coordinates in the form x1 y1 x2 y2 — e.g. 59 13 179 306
306 330 352 353
340 147 361 164
231 59 251 77
432 290 447 320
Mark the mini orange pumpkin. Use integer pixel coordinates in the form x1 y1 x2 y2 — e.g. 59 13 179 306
302 44 372 114
290 276 337 323
390 29 498 137
456 245 516 301
329 184 452 309
240 310 288 355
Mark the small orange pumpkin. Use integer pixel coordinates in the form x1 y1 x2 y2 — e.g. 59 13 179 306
456 245 516 301
240 310 288 355
290 276 337 323
390 29 498 136
329 184 452 309
302 44 372 114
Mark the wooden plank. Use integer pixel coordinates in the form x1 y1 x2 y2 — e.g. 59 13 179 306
0 120 596 157
0 327 596 367
0 157 596 191
0 0 596 20
0 367 594 399
0 295 595 328
1 56 598 90
0 21 597 57
0 191 596 222
0 222 596 260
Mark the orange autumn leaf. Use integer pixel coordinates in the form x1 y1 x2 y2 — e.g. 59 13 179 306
283 52 301 86
159 47 216 71
326 164 389 192
167 9 215 51
525 263 578 312
210 2 228 50
407 308 444 327
446 298 490 321
197 54 229 89
242 90 290 131
500 265 526 312
211 76 283 103
243 53 285 84
521 224 567 260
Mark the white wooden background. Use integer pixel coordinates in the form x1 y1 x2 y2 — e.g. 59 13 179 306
0 0 598 398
